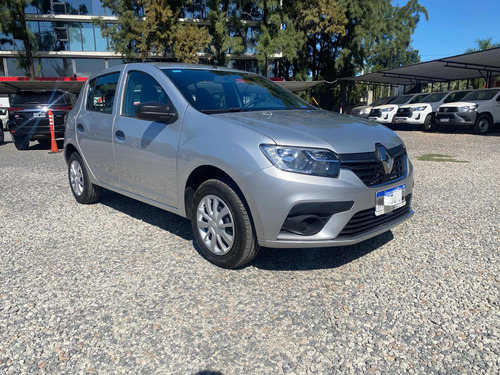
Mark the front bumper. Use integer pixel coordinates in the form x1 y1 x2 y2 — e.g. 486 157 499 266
241 159 414 248
367 113 395 124
435 111 477 127
395 113 425 125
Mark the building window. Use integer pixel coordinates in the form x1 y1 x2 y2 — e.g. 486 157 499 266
81 23 95 51
94 25 108 51
75 58 105 77
41 58 73 77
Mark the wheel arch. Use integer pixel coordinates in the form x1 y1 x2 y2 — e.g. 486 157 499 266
64 143 79 164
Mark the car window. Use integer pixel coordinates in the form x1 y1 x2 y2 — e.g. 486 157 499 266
162 69 311 113
444 91 471 103
86 72 120 114
390 95 413 104
420 93 447 103
13 91 66 105
409 94 427 104
462 89 500 101
122 71 170 117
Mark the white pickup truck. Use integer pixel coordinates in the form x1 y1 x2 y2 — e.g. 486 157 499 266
368 93 428 126
436 88 500 134
394 90 472 131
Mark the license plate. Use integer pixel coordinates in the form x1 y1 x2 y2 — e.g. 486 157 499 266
375 184 406 216
34 112 46 118
396 117 406 122
440 117 449 123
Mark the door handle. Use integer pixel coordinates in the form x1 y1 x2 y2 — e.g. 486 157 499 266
115 130 125 141
76 123 84 133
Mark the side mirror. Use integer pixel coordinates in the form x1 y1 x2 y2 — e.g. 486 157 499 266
135 101 178 124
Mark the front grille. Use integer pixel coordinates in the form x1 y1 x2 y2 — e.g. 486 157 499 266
338 195 412 237
396 107 412 118
438 107 458 113
369 109 381 117
340 144 407 187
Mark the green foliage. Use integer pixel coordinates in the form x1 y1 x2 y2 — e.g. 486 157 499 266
174 24 211 63
465 38 500 53
0 0 38 78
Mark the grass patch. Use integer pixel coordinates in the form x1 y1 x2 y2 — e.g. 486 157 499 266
417 154 469 163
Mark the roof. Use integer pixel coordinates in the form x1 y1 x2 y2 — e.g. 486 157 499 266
0 77 87 95
342 47 500 86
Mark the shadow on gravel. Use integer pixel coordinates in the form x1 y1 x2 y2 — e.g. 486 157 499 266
99 189 193 241
251 231 394 271
195 371 224 375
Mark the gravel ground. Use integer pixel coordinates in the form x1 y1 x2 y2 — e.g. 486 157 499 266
0 129 498 374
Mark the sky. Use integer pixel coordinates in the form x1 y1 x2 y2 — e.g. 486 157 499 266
395 0 500 61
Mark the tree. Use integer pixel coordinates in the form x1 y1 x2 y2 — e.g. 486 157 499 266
207 0 244 66
174 24 211 63
92 0 144 61
136 0 179 61
0 0 38 79
465 38 500 53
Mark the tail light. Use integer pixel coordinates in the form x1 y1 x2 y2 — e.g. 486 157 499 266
8 107 25 113
52 106 73 111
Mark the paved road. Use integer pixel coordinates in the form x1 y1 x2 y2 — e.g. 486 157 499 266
0 130 498 374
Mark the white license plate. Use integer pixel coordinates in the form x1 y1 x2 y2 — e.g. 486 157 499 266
396 117 406 122
34 112 46 118
440 118 449 123
375 184 406 216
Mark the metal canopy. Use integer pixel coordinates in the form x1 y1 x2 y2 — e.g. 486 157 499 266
342 47 500 86
0 77 87 95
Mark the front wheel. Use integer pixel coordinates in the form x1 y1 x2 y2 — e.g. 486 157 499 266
68 152 101 204
421 114 434 132
475 115 491 135
0 126 4 144
13 135 29 150
191 178 259 269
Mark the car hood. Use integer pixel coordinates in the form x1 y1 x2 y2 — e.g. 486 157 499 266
214 109 403 154
372 104 398 110
440 101 480 108
400 103 431 109
351 105 371 111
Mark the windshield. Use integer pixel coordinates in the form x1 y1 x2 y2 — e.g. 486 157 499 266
162 69 312 113
370 96 394 106
420 93 447 103
390 95 413 105
13 91 67 105
461 89 500 101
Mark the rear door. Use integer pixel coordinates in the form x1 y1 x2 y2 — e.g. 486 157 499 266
76 71 121 186
112 66 181 207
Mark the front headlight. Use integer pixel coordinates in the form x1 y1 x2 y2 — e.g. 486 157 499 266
412 106 427 111
458 104 478 112
360 108 370 115
260 145 340 178
380 107 395 113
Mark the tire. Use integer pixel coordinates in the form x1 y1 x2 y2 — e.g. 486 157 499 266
191 178 260 269
38 139 51 147
13 135 29 150
68 152 101 204
0 126 4 144
474 114 491 135
421 114 434 132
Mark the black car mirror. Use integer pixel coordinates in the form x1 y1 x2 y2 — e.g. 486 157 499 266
135 101 178 124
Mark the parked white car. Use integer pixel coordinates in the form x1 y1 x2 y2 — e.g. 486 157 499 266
368 93 428 126
0 96 9 131
394 90 472 131
436 88 500 134
350 96 395 118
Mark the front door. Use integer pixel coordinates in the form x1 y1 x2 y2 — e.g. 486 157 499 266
112 69 180 207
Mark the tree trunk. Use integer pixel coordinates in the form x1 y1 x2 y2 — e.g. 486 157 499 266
18 10 35 79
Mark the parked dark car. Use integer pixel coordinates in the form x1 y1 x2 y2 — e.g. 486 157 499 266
8 90 76 150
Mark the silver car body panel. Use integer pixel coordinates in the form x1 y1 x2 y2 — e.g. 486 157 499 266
65 63 414 248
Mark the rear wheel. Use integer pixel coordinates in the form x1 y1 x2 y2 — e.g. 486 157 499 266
474 114 491 135
191 178 259 269
0 126 4 144
68 152 101 204
13 135 29 150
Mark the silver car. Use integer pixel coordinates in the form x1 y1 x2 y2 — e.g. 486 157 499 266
64 63 414 268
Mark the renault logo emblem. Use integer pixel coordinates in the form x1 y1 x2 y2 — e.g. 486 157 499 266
376 144 394 175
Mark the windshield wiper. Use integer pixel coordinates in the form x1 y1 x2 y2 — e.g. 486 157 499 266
200 108 249 114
